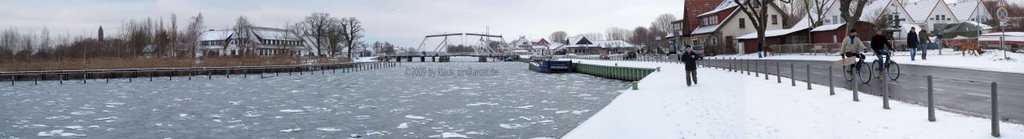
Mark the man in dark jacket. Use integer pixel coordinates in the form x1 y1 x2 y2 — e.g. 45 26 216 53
907 27 919 61
681 46 701 86
871 30 893 77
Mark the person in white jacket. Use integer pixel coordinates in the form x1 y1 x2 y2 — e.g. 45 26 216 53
839 29 868 68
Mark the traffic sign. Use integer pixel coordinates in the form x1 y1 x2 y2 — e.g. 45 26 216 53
997 7 1008 21
998 0 1007 7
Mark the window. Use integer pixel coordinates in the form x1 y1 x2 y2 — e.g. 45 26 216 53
739 18 746 28
935 15 940 20
772 15 778 25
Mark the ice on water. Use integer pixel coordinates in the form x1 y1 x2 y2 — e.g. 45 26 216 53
1 62 627 138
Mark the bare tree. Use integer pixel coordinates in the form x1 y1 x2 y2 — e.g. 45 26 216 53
839 0 871 35
652 14 677 34
183 13 204 59
580 32 604 41
629 26 650 45
234 16 255 56
734 0 791 55
339 17 364 58
548 31 567 43
324 17 344 57
803 0 834 44
299 13 334 57
605 27 632 41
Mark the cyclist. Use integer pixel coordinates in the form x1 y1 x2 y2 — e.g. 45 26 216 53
870 30 894 78
840 29 868 71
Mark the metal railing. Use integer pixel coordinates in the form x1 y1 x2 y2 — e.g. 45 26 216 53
700 57 1003 137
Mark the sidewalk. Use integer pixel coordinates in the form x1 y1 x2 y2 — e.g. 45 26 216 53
711 49 1024 74
562 59 1024 139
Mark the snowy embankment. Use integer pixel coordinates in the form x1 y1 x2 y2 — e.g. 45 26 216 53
710 49 1024 74
353 56 378 62
562 59 1024 139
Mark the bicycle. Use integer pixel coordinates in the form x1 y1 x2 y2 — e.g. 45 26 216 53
870 57 900 81
842 57 872 84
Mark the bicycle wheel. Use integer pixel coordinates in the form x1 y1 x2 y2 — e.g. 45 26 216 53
857 63 872 84
843 66 855 81
887 62 900 80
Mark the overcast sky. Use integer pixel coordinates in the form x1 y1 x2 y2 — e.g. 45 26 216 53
0 0 684 48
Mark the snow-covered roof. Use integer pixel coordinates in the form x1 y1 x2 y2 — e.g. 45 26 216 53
303 36 320 54
737 15 814 40
510 36 531 45
691 23 722 35
905 0 942 23
981 32 1024 37
252 27 302 41
566 36 592 45
858 0 893 22
811 24 844 32
697 0 740 17
591 40 636 48
200 30 234 41
948 0 988 21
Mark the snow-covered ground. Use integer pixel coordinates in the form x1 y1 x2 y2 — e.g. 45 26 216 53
562 59 1024 139
353 56 378 62
709 49 1024 74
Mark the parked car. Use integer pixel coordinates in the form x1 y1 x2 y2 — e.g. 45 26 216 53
623 51 637 60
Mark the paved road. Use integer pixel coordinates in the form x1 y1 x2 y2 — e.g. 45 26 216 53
700 59 1024 123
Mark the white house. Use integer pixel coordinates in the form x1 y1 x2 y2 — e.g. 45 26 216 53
690 0 787 54
197 29 240 57
195 27 315 57
906 0 958 30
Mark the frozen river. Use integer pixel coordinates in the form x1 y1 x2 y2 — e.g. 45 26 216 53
1 62 629 138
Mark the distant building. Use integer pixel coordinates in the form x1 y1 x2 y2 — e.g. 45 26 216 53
553 35 636 54
195 27 315 57
98 26 104 43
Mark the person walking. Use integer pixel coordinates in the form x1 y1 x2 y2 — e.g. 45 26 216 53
907 27 919 61
681 46 702 86
871 30 894 78
757 42 765 58
918 28 930 60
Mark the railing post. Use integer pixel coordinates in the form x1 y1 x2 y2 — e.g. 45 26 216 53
928 75 935 121
83 73 87 84
764 61 769 80
992 82 1000 137
755 60 760 77
829 66 835 95
883 69 890 109
59 74 63 84
853 70 860 101
746 59 750 75
790 63 795 86
806 64 811 90
729 58 734 72
777 62 781 83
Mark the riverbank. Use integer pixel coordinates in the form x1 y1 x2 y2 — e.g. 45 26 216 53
562 59 1024 138
0 56 350 71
